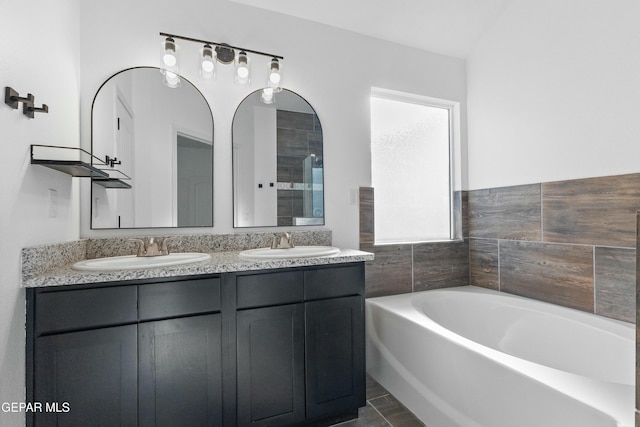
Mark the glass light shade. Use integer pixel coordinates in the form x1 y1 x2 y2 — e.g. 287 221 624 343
235 51 250 85
162 70 181 88
201 44 216 79
162 37 178 70
268 58 282 91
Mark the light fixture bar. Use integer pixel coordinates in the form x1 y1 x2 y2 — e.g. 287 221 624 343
159 32 283 60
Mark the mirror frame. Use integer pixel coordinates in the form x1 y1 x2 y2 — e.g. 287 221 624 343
231 88 325 228
90 66 214 229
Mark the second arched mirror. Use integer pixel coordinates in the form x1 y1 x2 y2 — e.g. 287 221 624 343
232 89 324 227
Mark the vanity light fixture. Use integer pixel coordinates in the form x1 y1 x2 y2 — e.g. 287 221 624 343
159 32 283 91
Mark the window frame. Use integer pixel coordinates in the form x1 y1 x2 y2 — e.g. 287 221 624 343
370 87 462 245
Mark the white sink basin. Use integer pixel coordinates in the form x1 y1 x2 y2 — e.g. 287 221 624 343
239 246 340 259
72 252 211 271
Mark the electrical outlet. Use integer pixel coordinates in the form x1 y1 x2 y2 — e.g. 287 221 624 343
349 188 359 205
48 189 57 218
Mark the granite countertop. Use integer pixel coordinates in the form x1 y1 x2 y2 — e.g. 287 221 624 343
23 248 375 288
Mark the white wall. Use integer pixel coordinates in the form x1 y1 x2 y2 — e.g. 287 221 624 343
467 0 640 190
0 1 80 425
77 0 467 249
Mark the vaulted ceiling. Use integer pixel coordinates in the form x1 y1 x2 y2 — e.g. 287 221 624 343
229 0 514 58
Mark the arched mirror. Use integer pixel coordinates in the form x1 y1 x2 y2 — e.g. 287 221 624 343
233 89 324 227
91 67 214 229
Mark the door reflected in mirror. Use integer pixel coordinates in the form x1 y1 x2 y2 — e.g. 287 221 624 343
233 89 324 227
91 67 214 229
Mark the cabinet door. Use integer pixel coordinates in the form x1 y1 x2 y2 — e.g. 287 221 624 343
236 304 305 427
138 314 222 427
305 296 365 420
34 325 137 427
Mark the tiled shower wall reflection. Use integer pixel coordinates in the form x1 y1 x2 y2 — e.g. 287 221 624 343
360 173 638 324
276 110 323 226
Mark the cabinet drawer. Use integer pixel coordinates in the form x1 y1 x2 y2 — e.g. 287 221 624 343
35 286 137 335
139 277 221 320
304 264 364 300
236 271 303 309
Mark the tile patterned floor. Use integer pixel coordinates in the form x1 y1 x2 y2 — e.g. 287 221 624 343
330 375 425 427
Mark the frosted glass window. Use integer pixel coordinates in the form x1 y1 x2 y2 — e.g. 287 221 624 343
371 92 452 244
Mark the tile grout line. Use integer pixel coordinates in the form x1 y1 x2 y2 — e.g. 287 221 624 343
329 392 392 427
367 399 395 427
592 245 597 314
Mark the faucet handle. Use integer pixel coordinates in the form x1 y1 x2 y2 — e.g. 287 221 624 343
271 232 294 249
161 237 178 255
128 238 146 257
284 232 294 248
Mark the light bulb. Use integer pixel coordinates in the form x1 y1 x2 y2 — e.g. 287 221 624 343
237 66 249 79
163 52 176 67
269 72 281 85
202 60 214 73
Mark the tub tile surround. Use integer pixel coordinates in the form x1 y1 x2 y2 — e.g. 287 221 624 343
498 241 595 312
469 173 638 323
360 173 637 324
21 230 336 285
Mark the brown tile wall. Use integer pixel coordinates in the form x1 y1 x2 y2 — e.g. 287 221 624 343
469 173 638 323
361 173 637 324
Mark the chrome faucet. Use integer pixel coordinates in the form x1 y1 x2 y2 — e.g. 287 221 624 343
129 237 177 257
271 232 294 249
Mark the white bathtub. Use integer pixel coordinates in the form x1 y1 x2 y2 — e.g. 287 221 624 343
366 286 634 427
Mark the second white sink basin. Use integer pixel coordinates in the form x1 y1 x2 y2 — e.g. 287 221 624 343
239 246 340 259
72 252 211 271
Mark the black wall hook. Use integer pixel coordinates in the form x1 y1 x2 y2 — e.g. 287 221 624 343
23 103 48 119
4 87 49 119
105 155 121 168
4 87 33 109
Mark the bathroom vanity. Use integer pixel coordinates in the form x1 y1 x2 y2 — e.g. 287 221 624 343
24 244 370 427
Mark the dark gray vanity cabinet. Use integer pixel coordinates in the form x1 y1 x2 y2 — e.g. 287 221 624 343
26 262 365 427
137 278 223 427
29 286 139 427
305 296 365 420
27 276 223 427
233 263 365 426
34 325 138 427
236 304 306 426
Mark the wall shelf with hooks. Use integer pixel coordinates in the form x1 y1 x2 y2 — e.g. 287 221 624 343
30 145 131 189
31 145 109 178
